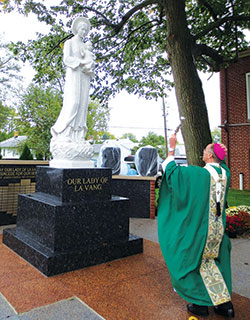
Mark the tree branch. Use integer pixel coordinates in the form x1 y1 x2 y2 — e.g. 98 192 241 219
75 6 116 28
97 18 159 44
1 57 13 67
197 0 220 21
199 55 218 71
133 24 158 52
230 0 239 59
74 0 160 33
193 43 225 63
46 34 73 56
95 19 159 60
112 0 161 34
193 43 237 71
119 22 158 66
193 13 250 40
44 1 162 57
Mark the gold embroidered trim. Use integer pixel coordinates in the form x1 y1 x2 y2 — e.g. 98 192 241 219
200 171 231 305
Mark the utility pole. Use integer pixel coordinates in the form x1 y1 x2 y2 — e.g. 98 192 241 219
162 97 168 155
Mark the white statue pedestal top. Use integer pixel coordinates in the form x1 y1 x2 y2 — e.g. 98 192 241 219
49 159 94 168
50 138 94 168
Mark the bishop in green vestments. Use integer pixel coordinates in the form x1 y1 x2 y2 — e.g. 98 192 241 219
158 135 234 317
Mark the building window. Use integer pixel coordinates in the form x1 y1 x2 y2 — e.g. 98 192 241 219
246 73 250 120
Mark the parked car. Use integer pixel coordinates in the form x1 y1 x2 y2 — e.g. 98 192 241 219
123 155 138 175
124 155 187 184
126 163 138 175
124 155 135 162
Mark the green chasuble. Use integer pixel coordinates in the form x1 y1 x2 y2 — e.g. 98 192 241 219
158 160 232 306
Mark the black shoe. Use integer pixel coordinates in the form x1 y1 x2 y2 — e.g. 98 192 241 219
187 303 209 316
214 301 235 318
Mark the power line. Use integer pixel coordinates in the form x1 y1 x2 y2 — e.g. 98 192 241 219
109 125 174 131
108 125 165 130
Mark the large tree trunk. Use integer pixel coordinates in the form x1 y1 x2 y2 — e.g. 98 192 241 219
163 0 212 166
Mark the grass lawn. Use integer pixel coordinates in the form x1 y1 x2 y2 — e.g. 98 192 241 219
155 188 250 208
227 189 250 207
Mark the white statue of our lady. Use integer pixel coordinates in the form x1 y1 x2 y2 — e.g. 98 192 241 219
50 17 95 168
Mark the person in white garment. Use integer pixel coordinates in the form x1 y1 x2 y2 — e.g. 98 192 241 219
51 17 95 142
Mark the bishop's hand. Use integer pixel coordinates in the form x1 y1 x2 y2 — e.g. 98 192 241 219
169 134 177 149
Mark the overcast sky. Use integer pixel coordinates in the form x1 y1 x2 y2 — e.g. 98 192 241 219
0 8 221 141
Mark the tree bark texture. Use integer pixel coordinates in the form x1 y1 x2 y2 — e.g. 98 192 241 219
163 0 212 165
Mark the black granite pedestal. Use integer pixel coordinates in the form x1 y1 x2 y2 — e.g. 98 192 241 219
3 166 143 276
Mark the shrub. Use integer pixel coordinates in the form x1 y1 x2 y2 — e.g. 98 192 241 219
35 152 44 160
225 206 250 238
19 144 33 160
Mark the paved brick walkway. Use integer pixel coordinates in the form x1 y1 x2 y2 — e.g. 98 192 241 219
0 220 249 320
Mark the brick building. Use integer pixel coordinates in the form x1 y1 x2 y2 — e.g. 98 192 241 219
220 50 250 190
